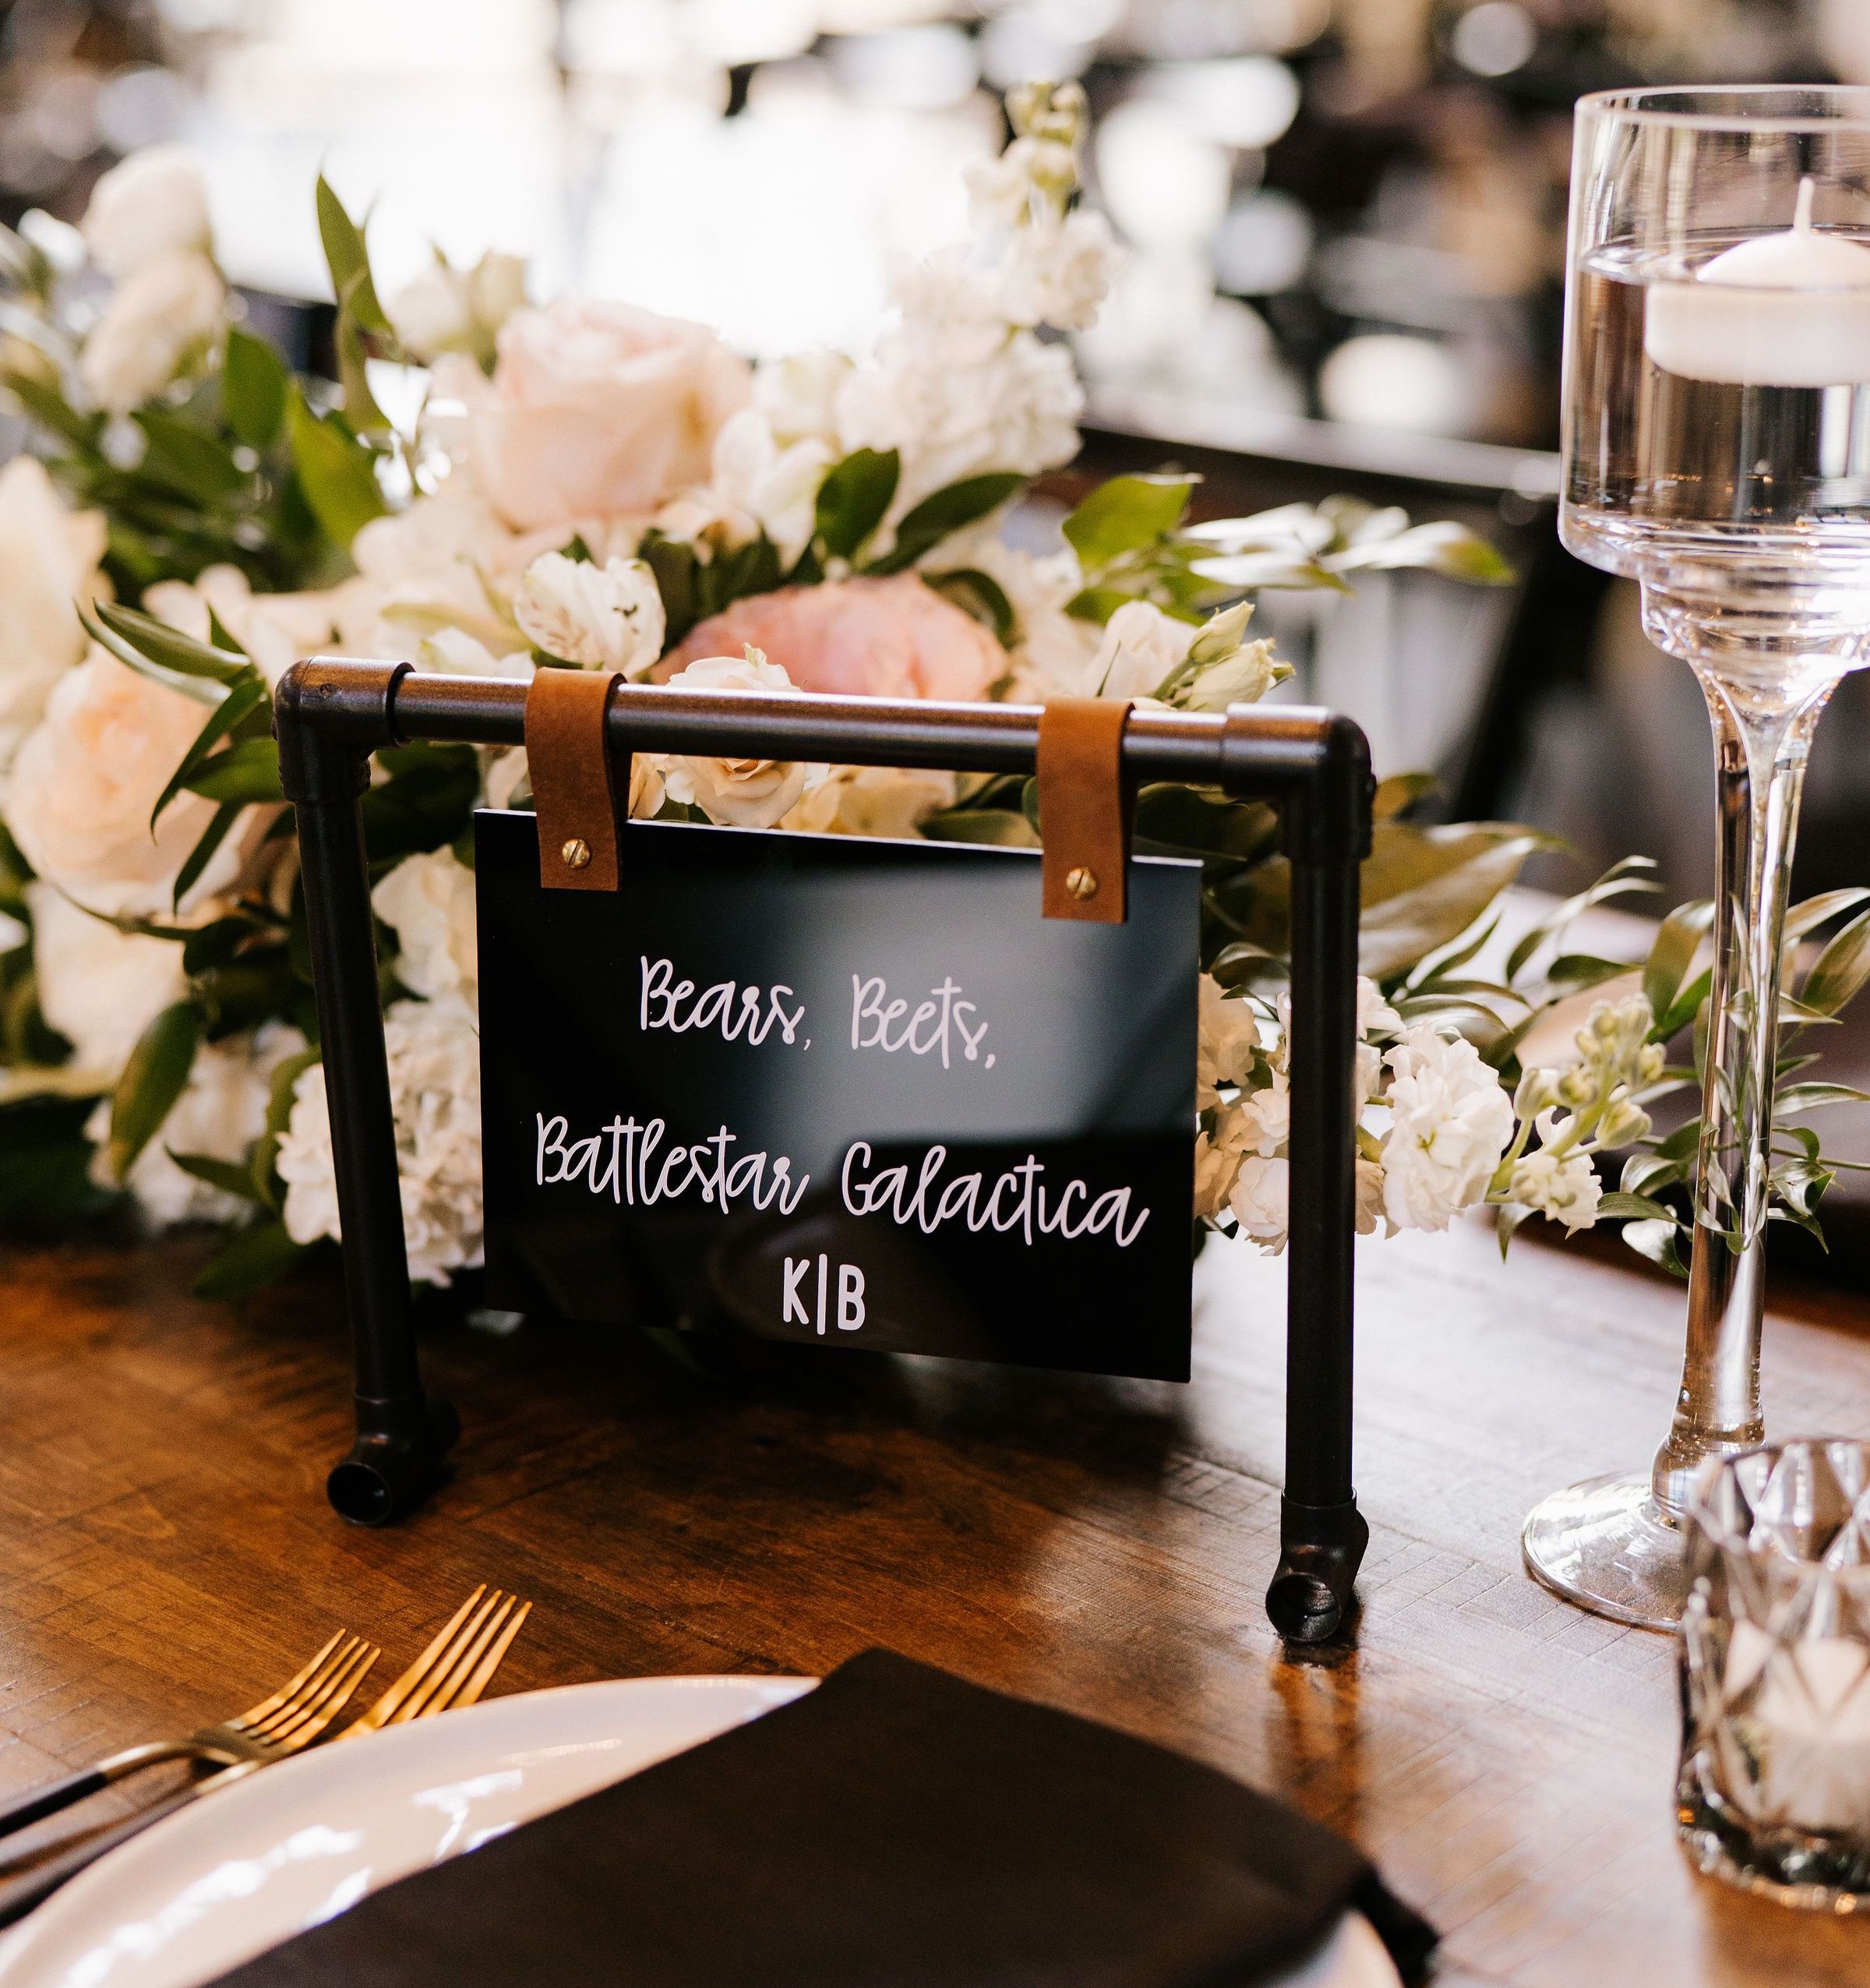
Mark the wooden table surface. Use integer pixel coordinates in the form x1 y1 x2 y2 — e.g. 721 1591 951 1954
0 1220 1867 1984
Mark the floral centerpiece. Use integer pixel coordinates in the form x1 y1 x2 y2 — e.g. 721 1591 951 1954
0 87 1863 1301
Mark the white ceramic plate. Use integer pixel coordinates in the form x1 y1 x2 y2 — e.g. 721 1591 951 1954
0 1677 1399 1988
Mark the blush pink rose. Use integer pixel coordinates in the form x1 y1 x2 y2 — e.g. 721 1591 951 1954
449 301 751 532
665 575 1005 701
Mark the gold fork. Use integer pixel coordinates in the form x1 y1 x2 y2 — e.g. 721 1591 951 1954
0 1630 382 1842
0 1586 533 1929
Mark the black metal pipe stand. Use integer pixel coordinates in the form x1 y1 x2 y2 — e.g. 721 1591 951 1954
276 662 457 1524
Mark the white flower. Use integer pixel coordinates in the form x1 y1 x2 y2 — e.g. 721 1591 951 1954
277 998 483 1286
374 848 478 1010
388 251 527 365
8 651 255 915
782 764 953 839
1381 1022 1515 1233
0 457 107 771
1196 973 1259 1109
707 408 833 567
1000 209 1123 331
26 882 185 1076
79 249 224 415
89 1022 307 1227
81 147 212 279
1193 1114 1246 1220
1229 1153 1290 1253
1509 1117 1604 1234
1357 976 1402 1039
754 348 852 449
658 649 823 828
418 627 531 679
1355 1156 1393 1238
513 553 666 675
1172 639 1279 712
1237 1075 1290 1157
1090 599 1194 700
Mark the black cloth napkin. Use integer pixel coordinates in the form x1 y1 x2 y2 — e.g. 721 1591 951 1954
212 1648 1434 1987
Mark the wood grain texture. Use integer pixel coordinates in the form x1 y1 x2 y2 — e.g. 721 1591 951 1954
0 1222 1865 1981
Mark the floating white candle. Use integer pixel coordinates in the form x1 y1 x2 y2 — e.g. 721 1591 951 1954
1643 178 1870 387
1724 1618 1870 1831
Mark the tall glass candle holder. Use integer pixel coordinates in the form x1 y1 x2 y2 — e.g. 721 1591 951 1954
1524 87 1870 1629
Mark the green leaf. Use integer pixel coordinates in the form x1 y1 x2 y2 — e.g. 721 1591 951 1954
359 741 480 862
1643 899 1715 1020
922 568 1018 645
1621 1152 1682 1197
151 676 269 830
224 324 288 450
1801 903 1870 1016
165 1148 264 1203
1495 1202 1533 1260
1783 888 1870 945
1324 521 1515 585
288 389 386 549
641 532 699 647
132 409 248 503
5 373 103 450
1505 856 1657 983
1656 965 1712 1043
1186 549 1343 591
1773 1081 1870 1115
1064 473 1198 570
192 1216 311 1301
1358 822 1554 982
108 1001 200 1181
1597 1190 1678 1220
182 736 284 806
315 175 388 334
918 808 1041 849
333 305 392 442
171 801 244 910
1623 1216 1689 1280
863 471 1025 574
89 599 251 687
814 448 899 561
1373 772 1438 821
1131 785 1278 861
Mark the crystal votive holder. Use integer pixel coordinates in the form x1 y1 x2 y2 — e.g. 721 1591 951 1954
1678 1439 1870 1909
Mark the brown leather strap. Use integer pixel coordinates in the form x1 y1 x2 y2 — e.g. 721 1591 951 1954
525 668 626 892
1036 696 1134 924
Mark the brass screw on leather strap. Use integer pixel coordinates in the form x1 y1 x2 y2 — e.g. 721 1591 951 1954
1065 865 1098 901
561 837 591 871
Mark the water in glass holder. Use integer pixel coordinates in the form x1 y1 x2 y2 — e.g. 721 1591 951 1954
1679 1441 1870 1908
1526 89 1870 1629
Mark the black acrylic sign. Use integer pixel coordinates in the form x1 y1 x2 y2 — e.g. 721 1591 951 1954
476 811 1201 1382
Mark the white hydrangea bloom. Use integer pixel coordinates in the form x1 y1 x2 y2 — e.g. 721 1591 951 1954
1381 1023 1515 1234
374 847 478 1010
277 997 483 1286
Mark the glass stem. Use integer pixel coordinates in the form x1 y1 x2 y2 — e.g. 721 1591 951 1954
1649 673 1831 1520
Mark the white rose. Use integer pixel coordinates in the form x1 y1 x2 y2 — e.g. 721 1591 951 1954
1509 1117 1604 1234
707 408 832 567
88 1022 307 1227
513 553 665 675
782 764 954 839
458 299 751 532
1229 1153 1290 1253
79 249 224 415
8 651 252 915
0 457 108 769
81 146 212 279
1090 599 1194 700
1381 1022 1515 1233
658 649 822 828
374 848 478 1010
26 881 185 1075
277 997 483 1286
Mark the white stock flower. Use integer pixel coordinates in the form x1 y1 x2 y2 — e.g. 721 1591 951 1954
1229 1153 1290 1253
26 882 185 1075
79 249 224 415
1196 973 1259 1109
513 553 665 674
754 349 852 448
1509 1117 1604 1234
90 1022 307 1227
658 649 822 828
707 408 832 566
1357 976 1402 1039
1000 210 1123 331
1237 1075 1290 1157
8 651 252 915
0 457 107 769
374 848 478 1009
1091 599 1194 700
1381 1023 1515 1234
782 764 953 839
81 147 212 279
277 998 483 1286
1355 1156 1393 1238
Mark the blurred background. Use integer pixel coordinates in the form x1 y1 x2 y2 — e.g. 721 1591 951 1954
4 0 1870 900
